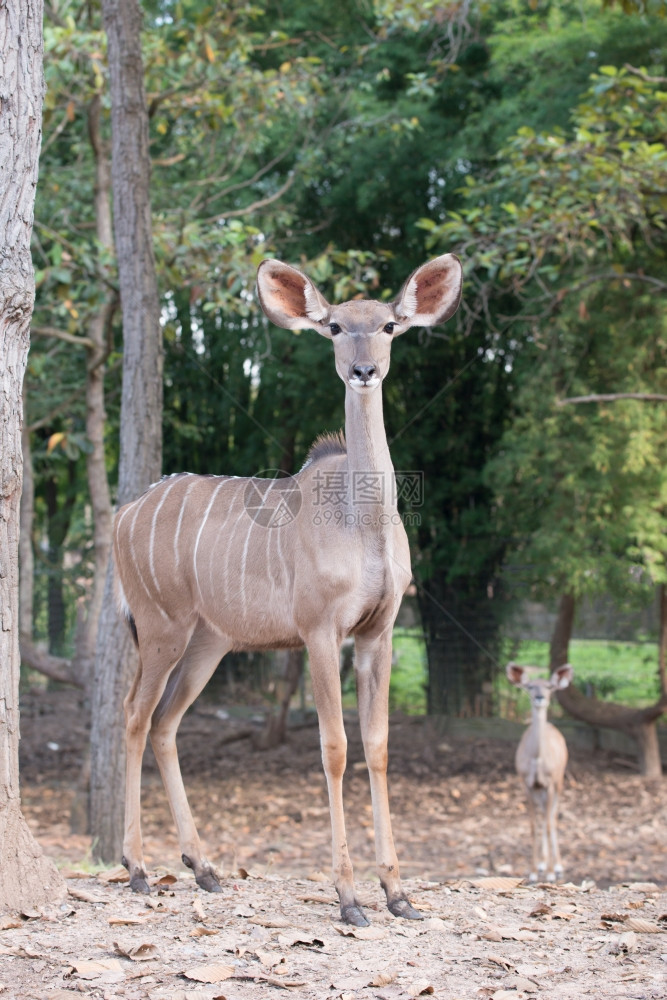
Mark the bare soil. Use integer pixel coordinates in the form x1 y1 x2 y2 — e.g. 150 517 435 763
3 687 667 1000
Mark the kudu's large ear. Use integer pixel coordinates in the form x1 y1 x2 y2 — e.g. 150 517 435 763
551 663 574 690
393 253 462 333
256 259 331 333
506 662 526 687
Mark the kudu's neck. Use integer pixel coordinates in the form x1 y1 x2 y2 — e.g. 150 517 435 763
529 703 550 753
344 384 396 515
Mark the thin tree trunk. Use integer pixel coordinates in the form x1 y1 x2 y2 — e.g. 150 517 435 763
552 593 665 781
90 0 163 863
19 411 35 641
0 0 65 912
75 94 115 688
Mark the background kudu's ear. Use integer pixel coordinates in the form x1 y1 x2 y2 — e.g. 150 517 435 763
256 259 331 332
551 663 574 690
393 253 463 333
506 662 526 687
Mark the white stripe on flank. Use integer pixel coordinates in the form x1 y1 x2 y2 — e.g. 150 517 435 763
149 476 181 596
128 491 169 617
193 480 226 602
239 479 273 620
174 478 198 571
207 483 236 598
224 503 249 616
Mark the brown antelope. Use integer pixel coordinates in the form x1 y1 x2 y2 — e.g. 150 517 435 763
113 253 463 926
506 662 574 882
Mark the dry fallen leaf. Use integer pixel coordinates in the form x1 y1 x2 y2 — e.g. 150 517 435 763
60 869 93 880
190 925 218 937
483 925 537 942
68 958 125 980
192 898 207 922
470 877 524 892
370 969 398 986
334 923 388 941
406 980 434 997
183 962 235 984
0 916 22 930
68 887 108 904
506 974 539 992
307 871 329 882
0 945 43 959
277 930 326 948
619 931 638 953
108 915 146 926
112 940 158 961
487 954 514 971
151 872 178 885
624 917 662 934
250 914 292 928
97 865 130 884
255 950 284 968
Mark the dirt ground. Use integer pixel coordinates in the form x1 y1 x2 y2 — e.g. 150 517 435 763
3 687 667 999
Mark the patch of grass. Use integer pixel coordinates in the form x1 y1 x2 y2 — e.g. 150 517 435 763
501 638 660 709
348 632 661 717
390 628 427 714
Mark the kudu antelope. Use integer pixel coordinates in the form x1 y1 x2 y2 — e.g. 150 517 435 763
114 253 463 926
506 662 574 882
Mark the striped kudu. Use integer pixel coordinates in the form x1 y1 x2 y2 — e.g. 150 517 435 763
114 253 462 925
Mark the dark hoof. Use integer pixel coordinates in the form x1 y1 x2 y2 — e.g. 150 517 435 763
196 871 222 893
129 874 150 894
123 856 150 894
340 903 370 927
388 897 423 920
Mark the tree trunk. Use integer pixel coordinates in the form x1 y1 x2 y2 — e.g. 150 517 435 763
90 0 163 863
254 649 305 750
0 0 65 912
552 593 666 781
19 410 35 641
75 94 115 688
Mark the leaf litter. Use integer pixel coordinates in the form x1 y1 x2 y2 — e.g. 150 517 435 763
10 688 667 999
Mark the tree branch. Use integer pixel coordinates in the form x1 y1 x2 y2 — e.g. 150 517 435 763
557 392 667 405
31 324 96 350
203 172 297 223
19 638 84 688
625 63 667 85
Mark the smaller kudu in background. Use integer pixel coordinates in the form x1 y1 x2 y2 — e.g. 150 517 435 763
506 662 574 882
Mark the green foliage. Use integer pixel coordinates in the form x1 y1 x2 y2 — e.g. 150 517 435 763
421 56 667 607
31 0 667 703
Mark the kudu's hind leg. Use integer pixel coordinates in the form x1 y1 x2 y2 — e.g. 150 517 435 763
149 624 231 892
123 627 190 893
547 785 563 880
355 632 422 920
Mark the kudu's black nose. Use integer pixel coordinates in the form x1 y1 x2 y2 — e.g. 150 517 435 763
351 363 377 383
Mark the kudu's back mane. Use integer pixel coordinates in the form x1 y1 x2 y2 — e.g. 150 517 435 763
304 431 347 467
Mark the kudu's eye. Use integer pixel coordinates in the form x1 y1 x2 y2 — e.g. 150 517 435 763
329 322 342 335
383 322 396 334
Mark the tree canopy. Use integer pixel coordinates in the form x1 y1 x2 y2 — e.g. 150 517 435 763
27 0 667 715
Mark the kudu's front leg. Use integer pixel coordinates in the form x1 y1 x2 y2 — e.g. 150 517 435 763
307 637 367 926
355 632 422 920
